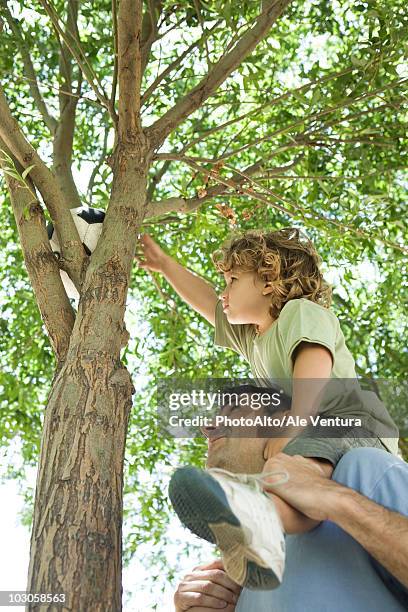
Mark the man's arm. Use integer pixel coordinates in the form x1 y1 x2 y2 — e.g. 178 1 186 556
263 453 408 589
136 234 218 326
328 486 408 589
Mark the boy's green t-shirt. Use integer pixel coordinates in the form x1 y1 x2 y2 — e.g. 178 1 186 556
214 297 399 454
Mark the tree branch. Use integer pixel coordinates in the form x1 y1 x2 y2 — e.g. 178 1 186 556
110 0 119 116
87 123 110 203
207 77 407 164
146 0 293 148
144 155 297 218
179 66 357 154
153 95 404 172
38 0 111 115
0 0 58 133
117 0 143 141
146 159 171 201
140 0 163 75
10 73 106 111
53 0 82 208
141 21 221 106
0 84 86 287
193 0 211 69
174 49 404 156
155 118 398 166
0 139 75 361
147 155 408 255
256 171 385 181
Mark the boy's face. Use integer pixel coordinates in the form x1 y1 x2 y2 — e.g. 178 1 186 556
220 267 273 325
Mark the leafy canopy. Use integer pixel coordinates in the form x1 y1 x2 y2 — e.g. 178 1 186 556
0 0 407 582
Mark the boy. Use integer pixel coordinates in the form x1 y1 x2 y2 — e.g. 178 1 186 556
137 227 399 590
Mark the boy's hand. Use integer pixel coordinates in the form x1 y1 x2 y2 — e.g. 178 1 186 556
135 233 168 273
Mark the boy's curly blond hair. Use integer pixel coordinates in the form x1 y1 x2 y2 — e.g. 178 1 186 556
212 227 332 320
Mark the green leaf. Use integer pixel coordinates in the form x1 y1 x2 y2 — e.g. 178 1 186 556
350 54 367 68
292 90 308 104
310 87 321 105
2 168 21 181
22 165 35 180
0 149 13 165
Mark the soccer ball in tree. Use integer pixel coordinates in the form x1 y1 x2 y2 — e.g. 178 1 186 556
47 206 105 299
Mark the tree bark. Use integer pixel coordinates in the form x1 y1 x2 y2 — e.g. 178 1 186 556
24 0 150 601
26 349 135 611
25 126 150 610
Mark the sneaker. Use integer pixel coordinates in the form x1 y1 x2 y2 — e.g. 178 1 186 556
168 466 288 590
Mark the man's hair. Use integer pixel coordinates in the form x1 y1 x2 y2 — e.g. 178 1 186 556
212 227 332 320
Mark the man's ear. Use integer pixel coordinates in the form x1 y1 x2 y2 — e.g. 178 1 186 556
262 439 269 461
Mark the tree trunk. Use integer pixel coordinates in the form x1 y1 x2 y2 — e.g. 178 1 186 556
26 349 134 611
23 87 150 606
25 137 149 609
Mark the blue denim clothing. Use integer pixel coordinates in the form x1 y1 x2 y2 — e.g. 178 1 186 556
236 448 408 612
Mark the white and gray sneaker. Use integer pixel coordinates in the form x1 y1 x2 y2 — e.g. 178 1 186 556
169 466 288 590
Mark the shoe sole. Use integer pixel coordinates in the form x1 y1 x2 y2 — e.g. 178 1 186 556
169 467 281 590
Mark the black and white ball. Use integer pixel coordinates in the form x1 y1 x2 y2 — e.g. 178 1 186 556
47 205 105 299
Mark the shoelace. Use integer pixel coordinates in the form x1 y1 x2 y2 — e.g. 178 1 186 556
161 465 289 491
207 467 289 492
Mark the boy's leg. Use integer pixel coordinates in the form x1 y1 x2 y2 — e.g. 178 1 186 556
169 440 346 589
169 464 288 590
263 433 387 534
263 456 333 534
236 448 408 612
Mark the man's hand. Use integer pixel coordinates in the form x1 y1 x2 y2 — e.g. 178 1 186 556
174 559 242 611
264 452 408 590
135 233 169 273
262 453 339 522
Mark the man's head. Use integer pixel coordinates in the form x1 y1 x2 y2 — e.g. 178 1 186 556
202 384 291 473
212 227 332 325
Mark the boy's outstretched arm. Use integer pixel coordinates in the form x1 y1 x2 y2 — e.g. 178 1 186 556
136 234 218 326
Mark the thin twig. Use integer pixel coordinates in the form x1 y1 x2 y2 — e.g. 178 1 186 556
0 1 57 132
218 79 407 162
10 74 106 109
38 0 111 114
87 123 110 203
168 155 408 255
193 0 211 68
255 170 401 181
141 21 221 106
140 0 163 74
178 51 404 153
110 0 119 118
134 262 212 348
170 82 408 166
146 0 293 147
146 159 171 201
